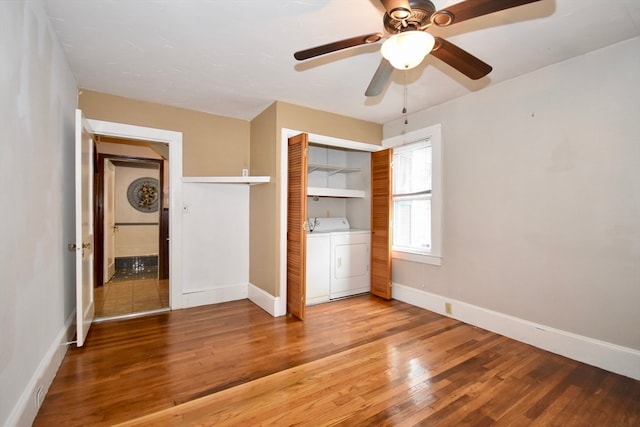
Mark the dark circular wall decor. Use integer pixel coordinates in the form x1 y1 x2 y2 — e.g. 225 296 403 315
127 177 159 213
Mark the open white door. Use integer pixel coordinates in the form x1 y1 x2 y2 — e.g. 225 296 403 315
103 159 116 282
75 109 95 347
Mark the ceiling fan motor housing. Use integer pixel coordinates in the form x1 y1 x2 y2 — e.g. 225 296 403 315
383 0 436 33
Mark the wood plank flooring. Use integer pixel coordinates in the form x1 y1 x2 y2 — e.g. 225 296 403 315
34 295 640 426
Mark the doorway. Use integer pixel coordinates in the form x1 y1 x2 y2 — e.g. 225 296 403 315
93 137 169 319
85 117 184 313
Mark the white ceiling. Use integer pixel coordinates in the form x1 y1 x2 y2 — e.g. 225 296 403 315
43 0 640 124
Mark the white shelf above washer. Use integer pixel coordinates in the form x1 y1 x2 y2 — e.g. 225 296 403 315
307 186 365 198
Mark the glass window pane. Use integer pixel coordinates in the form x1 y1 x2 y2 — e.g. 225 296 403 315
393 143 431 194
393 199 431 250
392 140 433 254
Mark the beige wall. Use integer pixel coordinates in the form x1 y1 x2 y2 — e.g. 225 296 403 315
249 101 383 297
79 90 250 176
96 140 170 209
114 165 160 257
275 101 382 146
249 103 278 295
384 37 640 351
96 140 162 159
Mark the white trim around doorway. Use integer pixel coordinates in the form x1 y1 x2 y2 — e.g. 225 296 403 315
87 119 184 309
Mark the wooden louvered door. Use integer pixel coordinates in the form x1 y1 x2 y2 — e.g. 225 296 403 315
370 148 393 299
286 133 309 320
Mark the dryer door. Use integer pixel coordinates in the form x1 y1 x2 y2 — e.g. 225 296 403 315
330 232 370 299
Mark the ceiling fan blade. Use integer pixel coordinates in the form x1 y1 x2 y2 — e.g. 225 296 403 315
430 37 492 80
294 33 383 61
365 59 394 97
431 0 542 27
380 0 413 20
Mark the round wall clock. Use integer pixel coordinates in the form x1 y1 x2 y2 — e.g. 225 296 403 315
127 177 159 213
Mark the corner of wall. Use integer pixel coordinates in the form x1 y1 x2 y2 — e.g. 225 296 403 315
248 283 285 317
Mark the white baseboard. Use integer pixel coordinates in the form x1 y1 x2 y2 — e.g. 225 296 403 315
8 311 75 427
180 283 287 317
248 283 285 317
181 283 248 309
392 283 640 380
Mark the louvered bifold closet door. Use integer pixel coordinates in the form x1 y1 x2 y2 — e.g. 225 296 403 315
287 133 309 319
370 148 393 299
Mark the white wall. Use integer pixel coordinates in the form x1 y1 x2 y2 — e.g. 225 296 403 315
0 0 78 425
181 183 250 306
385 38 640 373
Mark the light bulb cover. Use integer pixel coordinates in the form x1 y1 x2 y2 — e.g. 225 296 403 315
381 31 435 70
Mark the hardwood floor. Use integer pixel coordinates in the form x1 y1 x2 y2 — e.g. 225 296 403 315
34 296 639 426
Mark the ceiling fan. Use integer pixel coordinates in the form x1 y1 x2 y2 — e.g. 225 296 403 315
294 0 542 97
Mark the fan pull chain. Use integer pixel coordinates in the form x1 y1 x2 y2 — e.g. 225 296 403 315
402 70 408 125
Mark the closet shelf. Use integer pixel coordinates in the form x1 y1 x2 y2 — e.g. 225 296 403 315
308 164 360 176
307 187 365 198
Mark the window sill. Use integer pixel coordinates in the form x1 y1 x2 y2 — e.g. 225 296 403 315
392 250 442 266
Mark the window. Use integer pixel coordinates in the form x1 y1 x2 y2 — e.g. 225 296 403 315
384 124 441 265
393 140 432 252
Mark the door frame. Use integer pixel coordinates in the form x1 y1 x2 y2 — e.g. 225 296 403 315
95 154 165 287
102 157 117 283
87 119 183 309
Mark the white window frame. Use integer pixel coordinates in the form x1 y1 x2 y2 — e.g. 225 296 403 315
383 124 442 266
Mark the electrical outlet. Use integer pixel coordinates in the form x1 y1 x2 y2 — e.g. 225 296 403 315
35 385 44 408
445 302 452 315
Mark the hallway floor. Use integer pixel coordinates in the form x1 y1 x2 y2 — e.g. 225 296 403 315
95 274 169 318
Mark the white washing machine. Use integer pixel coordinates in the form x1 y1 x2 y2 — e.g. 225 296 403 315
306 232 330 305
306 217 370 303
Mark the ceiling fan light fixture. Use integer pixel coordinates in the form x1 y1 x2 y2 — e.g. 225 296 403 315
381 31 435 70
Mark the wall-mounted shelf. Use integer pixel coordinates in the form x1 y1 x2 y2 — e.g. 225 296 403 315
182 176 270 185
